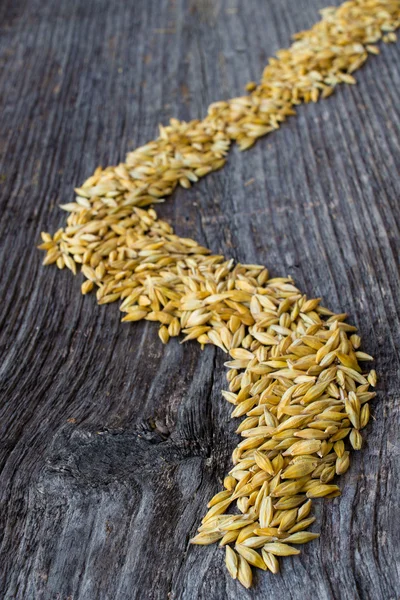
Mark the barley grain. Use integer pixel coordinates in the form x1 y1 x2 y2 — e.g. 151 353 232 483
37 0 396 587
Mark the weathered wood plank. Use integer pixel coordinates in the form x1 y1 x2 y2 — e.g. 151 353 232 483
0 0 399 598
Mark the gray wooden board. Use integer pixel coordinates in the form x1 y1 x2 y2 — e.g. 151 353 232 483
0 0 399 598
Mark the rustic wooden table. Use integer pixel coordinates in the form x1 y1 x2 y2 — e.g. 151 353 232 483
1 0 399 598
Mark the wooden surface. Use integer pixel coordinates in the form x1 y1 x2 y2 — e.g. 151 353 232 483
1 0 399 598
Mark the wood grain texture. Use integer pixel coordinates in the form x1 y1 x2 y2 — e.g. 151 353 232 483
1 0 399 598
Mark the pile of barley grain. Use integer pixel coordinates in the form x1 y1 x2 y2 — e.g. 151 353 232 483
39 0 398 588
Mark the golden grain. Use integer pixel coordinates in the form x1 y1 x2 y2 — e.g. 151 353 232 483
262 542 300 556
37 0 397 588
237 555 253 588
225 546 238 579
